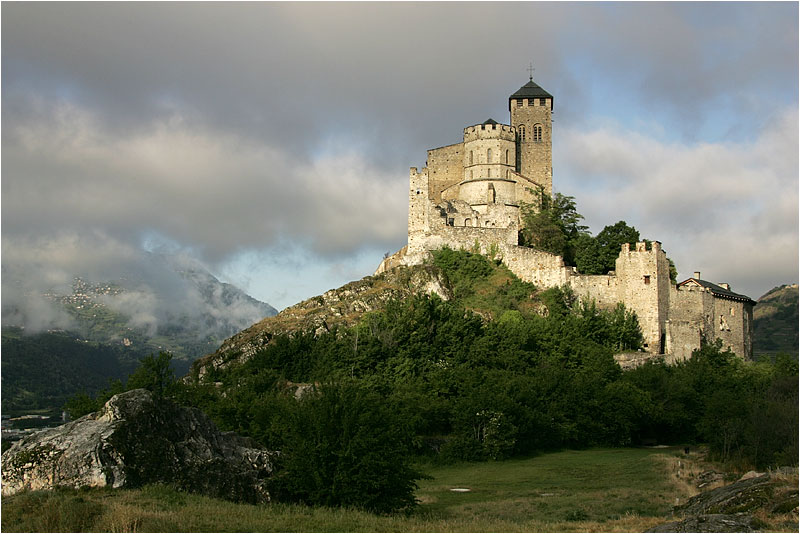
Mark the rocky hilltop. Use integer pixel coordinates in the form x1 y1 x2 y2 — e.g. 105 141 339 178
191 264 452 379
1 389 274 503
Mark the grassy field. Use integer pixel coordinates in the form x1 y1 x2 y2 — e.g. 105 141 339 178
1 447 791 532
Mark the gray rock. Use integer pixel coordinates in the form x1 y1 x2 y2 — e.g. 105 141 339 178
647 513 758 532
679 474 772 515
1 389 274 503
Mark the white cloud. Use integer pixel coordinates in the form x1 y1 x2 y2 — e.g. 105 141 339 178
558 107 798 299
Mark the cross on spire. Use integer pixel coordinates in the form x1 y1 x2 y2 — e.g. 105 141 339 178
527 63 535 82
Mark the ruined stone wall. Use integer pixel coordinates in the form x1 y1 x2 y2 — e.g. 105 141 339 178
408 167 431 254
570 274 620 309
498 245 572 288
427 143 463 203
667 288 711 362
510 97 552 196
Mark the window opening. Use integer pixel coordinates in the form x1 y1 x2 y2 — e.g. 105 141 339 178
533 124 543 142
519 125 526 142
643 275 651 285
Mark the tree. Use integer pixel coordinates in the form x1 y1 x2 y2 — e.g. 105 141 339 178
520 188 588 265
575 221 640 275
268 381 422 513
126 352 176 397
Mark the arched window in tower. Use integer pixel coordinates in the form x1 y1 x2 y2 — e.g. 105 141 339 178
469 151 474 165
505 149 509 164
519 125 526 142
533 124 543 142
487 148 492 163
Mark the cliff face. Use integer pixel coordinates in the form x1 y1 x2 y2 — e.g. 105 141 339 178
190 264 452 379
1 389 275 503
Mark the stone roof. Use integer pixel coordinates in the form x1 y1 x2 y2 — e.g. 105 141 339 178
482 118 499 125
508 80 553 109
677 278 756 304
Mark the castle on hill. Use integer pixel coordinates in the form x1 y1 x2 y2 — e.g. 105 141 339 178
377 78 755 364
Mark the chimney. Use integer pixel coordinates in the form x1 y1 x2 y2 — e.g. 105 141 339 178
693 271 701 279
719 283 730 290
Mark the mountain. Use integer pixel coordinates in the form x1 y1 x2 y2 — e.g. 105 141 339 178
753 283 798 358
1 254 277 412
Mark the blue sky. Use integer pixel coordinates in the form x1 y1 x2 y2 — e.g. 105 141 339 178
2 2 798 318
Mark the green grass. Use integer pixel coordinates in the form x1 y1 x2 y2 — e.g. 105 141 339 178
2 448 690 532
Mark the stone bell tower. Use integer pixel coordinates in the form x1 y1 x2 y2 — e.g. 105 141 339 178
509 76 553 198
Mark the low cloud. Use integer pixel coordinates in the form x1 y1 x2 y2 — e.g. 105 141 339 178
2 99 407 264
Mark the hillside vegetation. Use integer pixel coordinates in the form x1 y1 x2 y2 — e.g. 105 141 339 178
754 284 798 357
55 249 798 517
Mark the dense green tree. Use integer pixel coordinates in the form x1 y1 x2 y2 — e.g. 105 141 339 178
520 189 588 264
575 221 640 275
268 382 422 513
126 352 176 397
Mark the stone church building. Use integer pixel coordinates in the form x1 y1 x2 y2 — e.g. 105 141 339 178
377 78 755 364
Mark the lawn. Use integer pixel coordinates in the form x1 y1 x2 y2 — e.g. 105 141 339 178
0 447 702 532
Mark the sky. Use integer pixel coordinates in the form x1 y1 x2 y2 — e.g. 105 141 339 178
2 2 798 321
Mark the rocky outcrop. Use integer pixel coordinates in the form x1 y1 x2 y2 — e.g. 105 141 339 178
1 389 274 503
647 470 799 532
191 264 453 378
647 514 760 532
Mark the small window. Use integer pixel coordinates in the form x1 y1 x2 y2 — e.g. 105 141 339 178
540 97 546 106
533 124 543 142
519 125 526 142
448 218 454 226
516 99 523 107
527 99 534 106
505 149 509 164
487 148 492 162
470 151 473 165
644 275 651 285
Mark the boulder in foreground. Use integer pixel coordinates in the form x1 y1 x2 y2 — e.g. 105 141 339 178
1 389 274 503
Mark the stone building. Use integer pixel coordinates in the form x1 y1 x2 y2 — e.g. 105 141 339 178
377 78 755 364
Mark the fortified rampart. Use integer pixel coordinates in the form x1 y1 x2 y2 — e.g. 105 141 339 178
377 78 755 365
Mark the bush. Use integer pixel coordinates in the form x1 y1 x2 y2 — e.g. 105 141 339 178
268 381 423 513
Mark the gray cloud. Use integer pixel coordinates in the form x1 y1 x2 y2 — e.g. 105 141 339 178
2 2 797 313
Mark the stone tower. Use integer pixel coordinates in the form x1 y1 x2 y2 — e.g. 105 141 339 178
509 79 553 198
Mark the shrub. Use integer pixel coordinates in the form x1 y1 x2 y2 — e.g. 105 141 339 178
268 381 423 513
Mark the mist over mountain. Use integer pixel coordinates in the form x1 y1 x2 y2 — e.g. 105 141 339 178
1 250 276 360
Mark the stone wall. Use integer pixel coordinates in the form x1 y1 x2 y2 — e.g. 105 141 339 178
498 244 572 288
570 273 619 309
427 143 463 203
668 285 753 361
